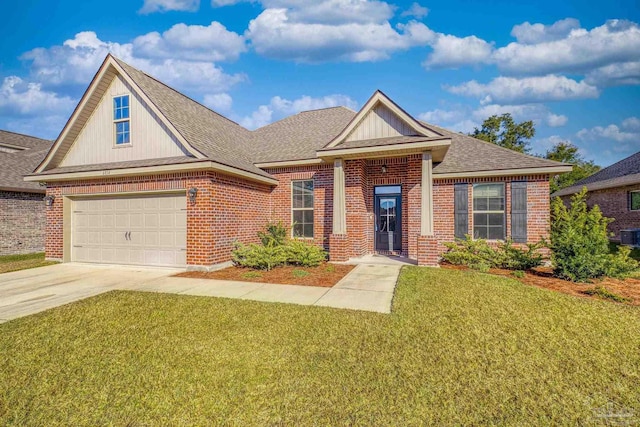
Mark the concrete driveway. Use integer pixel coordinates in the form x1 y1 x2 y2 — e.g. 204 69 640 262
0 263 178 323
0 262 400 323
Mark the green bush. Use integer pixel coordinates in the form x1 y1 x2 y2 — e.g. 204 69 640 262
442 236 544 271
499 240 545 271
550 188 639 281
284 239 327 267
231 242 287 271
257 221 288 247
512 270 525 279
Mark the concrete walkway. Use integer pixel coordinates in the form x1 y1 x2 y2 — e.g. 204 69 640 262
0 262 401 322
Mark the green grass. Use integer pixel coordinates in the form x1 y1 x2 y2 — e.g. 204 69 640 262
292 269 310 278
584 286 633 304
241 271 262 280
1 267 639 425
0 252 57 274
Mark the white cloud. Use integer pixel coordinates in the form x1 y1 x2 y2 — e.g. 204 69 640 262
447 75 599 104
546 113 568 127
622 117 640 131
212 0 244 5
418 108 466 124
423 34 493 69
494 19 640 76
0 76 75 116
21 31 245 95
585 61 640 87
240 93 357 129
203 93 233 112
139 0 200 13
401 2 428 19
246 8 433 62
510 18 581 44
577 123 640 143
133 22 246 62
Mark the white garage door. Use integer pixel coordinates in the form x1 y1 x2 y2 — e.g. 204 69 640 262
72 193 187 267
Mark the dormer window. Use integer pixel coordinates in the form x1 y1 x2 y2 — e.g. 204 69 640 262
113 95 130 145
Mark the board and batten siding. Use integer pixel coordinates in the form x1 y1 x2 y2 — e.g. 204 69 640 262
59 74 191 167
346 104 417 142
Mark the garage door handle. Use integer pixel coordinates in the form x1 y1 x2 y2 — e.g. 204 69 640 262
125 231 131 241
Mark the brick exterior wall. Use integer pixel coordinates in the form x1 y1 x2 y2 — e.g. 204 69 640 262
0 191 46 255
43 159 552 268
267 159 551 266
562 184 640 241
44 172 270 267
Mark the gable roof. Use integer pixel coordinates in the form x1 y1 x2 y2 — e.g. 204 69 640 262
422 123 569 176
0 130 52 193
553 150 640 197
34 55 274 182
324 90 442 150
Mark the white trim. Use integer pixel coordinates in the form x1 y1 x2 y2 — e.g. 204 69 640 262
112 94 132 148
291 179 315 238
318 138 451 159
65 189 184 199
36 55 206 173
435 166 572 179
25 160 279 185
472 182 506 241
630 190 640 211
324 90 441 149
255 158 324 168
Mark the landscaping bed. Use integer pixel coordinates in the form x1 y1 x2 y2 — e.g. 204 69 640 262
442 263 640 305
176 263 355 287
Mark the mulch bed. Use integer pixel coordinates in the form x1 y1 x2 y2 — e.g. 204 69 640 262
442 263 640 305
175 263 355 287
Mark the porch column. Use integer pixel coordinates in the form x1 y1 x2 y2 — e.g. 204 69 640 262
420 152 434 236
332 158 347 234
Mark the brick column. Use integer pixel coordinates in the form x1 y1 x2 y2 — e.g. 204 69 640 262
186 176 215 269
45 187 63 261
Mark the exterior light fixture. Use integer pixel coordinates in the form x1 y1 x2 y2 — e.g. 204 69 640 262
188 187 198 203
44 195 55 207
381 165 388 174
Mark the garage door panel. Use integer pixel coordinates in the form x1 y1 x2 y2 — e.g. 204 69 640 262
72 193 186 268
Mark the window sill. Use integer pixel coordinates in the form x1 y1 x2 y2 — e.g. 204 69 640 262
113 143 133 149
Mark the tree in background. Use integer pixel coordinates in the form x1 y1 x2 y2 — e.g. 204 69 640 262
470 113 535 153
544 142 600 194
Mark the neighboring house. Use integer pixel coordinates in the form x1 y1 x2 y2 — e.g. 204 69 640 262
0 130 53 255
25 55 571 269
553 150 640 241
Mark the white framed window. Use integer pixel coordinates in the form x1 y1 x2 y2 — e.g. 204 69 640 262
630 191 640 211
113 95 131 145
473 183 505 240
292 180 314 238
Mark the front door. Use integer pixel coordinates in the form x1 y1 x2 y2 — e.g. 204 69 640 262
375 193 401 252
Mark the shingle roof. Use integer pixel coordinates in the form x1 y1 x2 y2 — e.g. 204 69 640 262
113 57 273 179
251 107 356 163
553 151 640 197
0 130 52 193
420 123 567 175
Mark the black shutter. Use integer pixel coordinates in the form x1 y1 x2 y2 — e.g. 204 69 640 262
454 183 468 239
511 181 527 243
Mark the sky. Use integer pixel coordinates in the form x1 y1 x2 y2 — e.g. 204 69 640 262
0 0 639 167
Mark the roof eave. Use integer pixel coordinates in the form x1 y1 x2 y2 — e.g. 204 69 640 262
317 138 451 160
434 165 573 179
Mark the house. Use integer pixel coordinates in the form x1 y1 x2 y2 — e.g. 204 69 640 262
553 150 640 241
25 55 571 269
0 130 53 255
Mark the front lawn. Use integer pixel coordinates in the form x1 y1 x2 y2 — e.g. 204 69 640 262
1 267 639 425
0 252 57 274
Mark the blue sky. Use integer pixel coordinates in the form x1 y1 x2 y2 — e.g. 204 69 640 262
0 0 638 166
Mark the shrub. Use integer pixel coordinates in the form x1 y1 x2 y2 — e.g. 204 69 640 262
284 239 327 267
257 221 288 247
512 270 525 279
550 188 638 281
441 237 504 269
231 242 287 271
499 240 545 271
583 286 631 304
292 269 310 278
442 236 544 271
